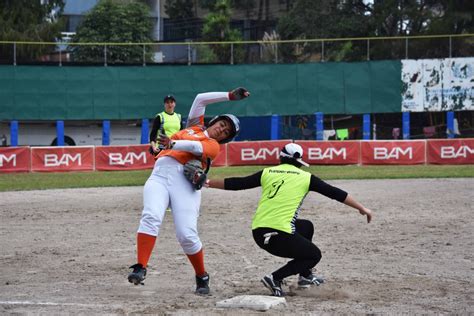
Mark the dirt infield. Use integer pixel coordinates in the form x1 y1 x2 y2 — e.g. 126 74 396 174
0 178 472 315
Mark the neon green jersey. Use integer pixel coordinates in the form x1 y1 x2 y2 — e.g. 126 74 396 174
252 164 311 233
158 111 181 137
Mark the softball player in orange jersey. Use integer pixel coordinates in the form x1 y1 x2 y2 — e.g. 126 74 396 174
128 87 249 295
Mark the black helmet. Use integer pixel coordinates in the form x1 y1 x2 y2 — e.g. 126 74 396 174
164 94 176 103
207 114 240 144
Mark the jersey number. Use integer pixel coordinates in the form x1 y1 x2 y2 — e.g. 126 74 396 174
267 180 284 199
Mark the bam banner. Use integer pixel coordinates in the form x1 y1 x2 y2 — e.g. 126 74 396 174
402 57 474 112
31 146 94 172
297 141 360 165
361 141 425 165
427 139 474 164
95 145 154 171
227 140 291 166
0 147 30 173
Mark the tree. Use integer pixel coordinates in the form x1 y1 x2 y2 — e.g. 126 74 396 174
0 0 65 62
164 0 199 40
202 0 244 63
276 0 371 62
71 0 153 63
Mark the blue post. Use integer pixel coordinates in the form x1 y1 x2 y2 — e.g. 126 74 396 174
363 114 371 140
402 112 410 139
56 120 64 146
315 112 324 140
141 118 149 144
102 120 110 145
447 111 454 139
270 115 280 140
10 120 18 146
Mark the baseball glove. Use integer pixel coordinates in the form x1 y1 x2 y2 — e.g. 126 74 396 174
183 159 208 190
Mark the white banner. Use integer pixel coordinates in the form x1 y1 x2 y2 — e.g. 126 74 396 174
402 57 474 112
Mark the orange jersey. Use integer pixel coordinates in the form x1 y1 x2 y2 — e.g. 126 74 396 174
156 126 220 165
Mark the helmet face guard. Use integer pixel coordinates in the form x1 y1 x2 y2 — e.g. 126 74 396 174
208 114 240 144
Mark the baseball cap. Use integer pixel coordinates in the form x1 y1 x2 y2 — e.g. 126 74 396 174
280 143 309 167
164 94 176 103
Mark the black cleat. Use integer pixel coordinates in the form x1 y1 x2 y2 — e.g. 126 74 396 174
297 273 324 288
261 274 284 297
128 263 146 285
195 272 210 295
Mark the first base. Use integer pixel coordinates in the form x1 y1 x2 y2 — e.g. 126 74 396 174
216 295 287 311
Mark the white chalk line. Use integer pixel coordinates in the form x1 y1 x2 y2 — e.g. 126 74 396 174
0 300 116 308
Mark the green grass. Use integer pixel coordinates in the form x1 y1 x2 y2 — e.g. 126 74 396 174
0 165 473 192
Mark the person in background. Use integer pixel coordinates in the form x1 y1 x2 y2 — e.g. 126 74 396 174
207 143 373 297
149 95 182 155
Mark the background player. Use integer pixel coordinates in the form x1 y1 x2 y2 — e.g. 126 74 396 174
128 87 250 295
149 94 183 155
207 142 373 296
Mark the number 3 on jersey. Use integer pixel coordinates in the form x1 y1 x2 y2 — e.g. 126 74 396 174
267 180 284 199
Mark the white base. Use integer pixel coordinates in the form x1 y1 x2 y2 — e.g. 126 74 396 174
216 295 287 311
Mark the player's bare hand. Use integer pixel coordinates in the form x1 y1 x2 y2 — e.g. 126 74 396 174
149 141 160 155
359 207 373 223
158 133 172 150
229 87 250 100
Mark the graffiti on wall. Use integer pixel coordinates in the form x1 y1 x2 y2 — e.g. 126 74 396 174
402 58 474 112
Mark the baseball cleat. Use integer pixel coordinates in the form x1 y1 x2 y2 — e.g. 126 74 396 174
128 263 146 285
297 273 324 288
261 274 284 297
195 272 210 295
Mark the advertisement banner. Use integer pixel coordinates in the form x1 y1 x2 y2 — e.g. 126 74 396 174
227 140 291 165
212 144 227 167
0 147 30 173
296 141 360 165
427 139 474 164
31 146 94 172
95 145 154 171
361 141 425 165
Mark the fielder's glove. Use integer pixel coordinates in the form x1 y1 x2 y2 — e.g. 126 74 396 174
183 159 208 190
229 87 250 100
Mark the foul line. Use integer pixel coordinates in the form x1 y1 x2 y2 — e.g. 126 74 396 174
0 301 112 308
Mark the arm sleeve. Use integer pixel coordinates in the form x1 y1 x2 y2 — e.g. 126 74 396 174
149 116 161 142
186 92 230 127
224 171 263 190
309 175 348 202
171 140 203 156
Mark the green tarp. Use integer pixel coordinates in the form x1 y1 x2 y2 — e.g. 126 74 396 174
0 61 401 120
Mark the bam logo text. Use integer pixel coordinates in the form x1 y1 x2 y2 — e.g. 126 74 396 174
440 146 474 159
241 148 279 161
308 148 347 160
0 154 16 167
44 154 81 167
109 152 146 165
374 147 413 160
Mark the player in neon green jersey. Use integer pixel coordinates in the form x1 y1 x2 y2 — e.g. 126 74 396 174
207 142 373 297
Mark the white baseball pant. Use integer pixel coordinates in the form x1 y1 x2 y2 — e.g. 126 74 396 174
138 156 202 255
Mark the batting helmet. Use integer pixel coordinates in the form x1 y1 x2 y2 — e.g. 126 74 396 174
208 114 240 144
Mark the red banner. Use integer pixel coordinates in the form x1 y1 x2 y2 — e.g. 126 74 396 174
0 147 30 173
95 145 154 171
427 139 474 164
31 146 94 172
212 144 227 167
296 141 360 165
227 140 291 165
361 141 426 165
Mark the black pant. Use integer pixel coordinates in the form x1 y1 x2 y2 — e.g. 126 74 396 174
252 219 322 281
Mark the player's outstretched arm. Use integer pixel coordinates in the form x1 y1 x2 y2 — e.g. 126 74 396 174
186 87 250 127
206 179 225 189
343 194 373 223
